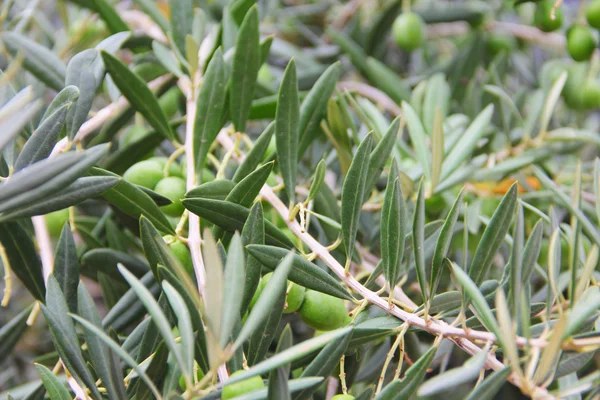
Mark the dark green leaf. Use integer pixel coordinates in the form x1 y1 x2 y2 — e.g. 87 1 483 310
0 304 33 356
469 183 517 285
186 179 235 200
101 51 175 140
230 6 260 132
65 49 100 140
413 179 428 305
232 122 275 183
41 276 101 399
220 233 245 347
182 198 295 248
0 222 45 301
431 188 464 297
381 159 406 289
226 162 273 208
234 252 293 350
77 283 127 400
82 248 149 279
341 134 374 262
53 225 80 313
364 117 401 199
241 202 265 316
246 245 353 300
0 177 118 222
35 364 71 400
169 0 193 55
276 59 300 205
194 48 227 174
465 366 511 400
2 32 66 90
89 167 175 234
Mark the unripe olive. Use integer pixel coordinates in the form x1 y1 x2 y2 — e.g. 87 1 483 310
487 33 517 56
154 177 186 216
331 395 355 400
123 160 164 189
164 235 194 276
587 0 600 30
158 86 183 119
563 63 588 109
248 273 306 314
582 81 600 108
149 156 184 178
178 368 205 391
45 209 70 238
392 12 425 51
221 371 265 399
567 25 597 62
534 0 563 32
299 290 348 331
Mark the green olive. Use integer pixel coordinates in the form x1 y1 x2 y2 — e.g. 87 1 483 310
587 0 600 30
392 12 425 51
331 395 355 400
487 33 517 56
299 290 348 331
534 0 563 32
583 81 600 108
158 86 183 119
563 63 588 109
164 235 194 276
45 209 70 238
221 371 265 399
248 272 306 314
154 177 186 216
178 368 205 391
567 25 597 62
149 156 184 178
123 160 164 189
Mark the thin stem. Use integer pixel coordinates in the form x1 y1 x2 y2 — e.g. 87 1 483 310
1 242 12 306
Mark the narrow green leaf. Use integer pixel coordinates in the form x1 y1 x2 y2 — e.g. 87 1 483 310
298 62 341 156
101 51 175 140
522 219 543 285
226 162 273 208
469 183 517 285
533 313 568 385
0 176 119 221
450 262 501 339
430 188 464 297
465 366 511 400
381 160 406 289
268 325 293 400
230 6 260 132
364 117 401 199
202 229 224 365
0 94 41 153
246 245 353 300
225 327 352 387
230 0 256 25
88 0 129 33
495 289 521 376
41 276 101 399
441 104 494 180
65 49 100 140
118 265 190 378
77 284 127 400
0 304 33 356
295 332 352 400
54 225 80 313
510 204 525 314
89 167 175 235
276 59 300 206
0 145 110 215
2 32 66 90
162 281 195 382
430 108 444 191
169 0 193 56
375 346 438 400
565 286 600 338
364 57 411 104
35 364 71 400
0 222 45 301
70 314 162 399
538 71 567 137
182 198 295 248
241 202 265 316
307 159 326 203
15 104 72 171
417 345 489 397
234 251 294 350
186 179 235 200
233 122 275 183
413 179 428 305
194 48 226 174
220 233 245 347
402 101 431 180
423 74 450 134
341 134 374 262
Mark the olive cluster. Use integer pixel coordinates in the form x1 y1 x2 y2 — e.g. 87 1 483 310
249 272 351 332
